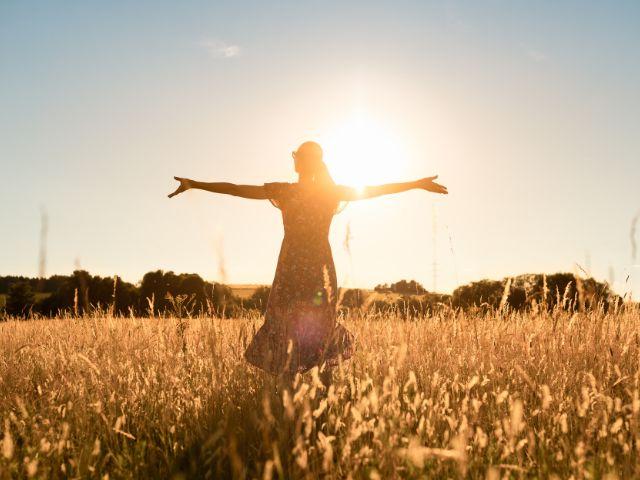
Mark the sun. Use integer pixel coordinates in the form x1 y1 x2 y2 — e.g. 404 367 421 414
319 112 409 190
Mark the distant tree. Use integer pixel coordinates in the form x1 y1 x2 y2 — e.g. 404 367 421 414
365 292 450 319
209 282 240 316
452 280 504 310
0 276 39 295
340 289 366 309
112 276 140 315
179 274 206 296
245 286 271 313
0 275 72 298
389 280 427 295
40 275 69 294
423 292 452 308
396 295 429 318
451 273 619 312
374 280 428 295
374 283 390 293
140 270 180 314
177 273 207 313
38 279 75 315
367 297 397 316
139 270 247 316
38 271 139 316
506 285 527 310
6 282 36 318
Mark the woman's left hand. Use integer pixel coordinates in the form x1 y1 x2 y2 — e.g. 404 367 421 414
419 176 448 194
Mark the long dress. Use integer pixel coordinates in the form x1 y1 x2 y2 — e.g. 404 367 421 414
244 182 355 375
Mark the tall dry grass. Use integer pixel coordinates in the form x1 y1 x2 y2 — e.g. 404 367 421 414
1 307 639 478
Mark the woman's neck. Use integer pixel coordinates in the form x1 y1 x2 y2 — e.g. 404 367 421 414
298 174 314 186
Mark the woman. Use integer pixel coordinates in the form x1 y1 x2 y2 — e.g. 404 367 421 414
168 141 447 375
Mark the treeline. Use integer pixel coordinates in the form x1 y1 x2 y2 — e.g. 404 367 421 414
450 273 621 311
1 270 270 318
342 273 622 318
0 271 622 319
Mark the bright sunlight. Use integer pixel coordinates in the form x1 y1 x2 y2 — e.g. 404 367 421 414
320 111 409 190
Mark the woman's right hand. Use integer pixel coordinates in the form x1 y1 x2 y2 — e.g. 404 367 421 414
168 176 193 198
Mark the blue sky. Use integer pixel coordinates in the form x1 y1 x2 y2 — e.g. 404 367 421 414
1 1 639 296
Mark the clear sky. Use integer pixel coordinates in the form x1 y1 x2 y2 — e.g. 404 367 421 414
1 1 639 297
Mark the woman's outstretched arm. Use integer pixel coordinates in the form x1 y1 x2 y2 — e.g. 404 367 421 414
168 177 268 199
335 176 448 201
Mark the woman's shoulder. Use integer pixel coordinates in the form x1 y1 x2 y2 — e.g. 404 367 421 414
263 182 298 208
264 181 297 195
264 181 295 188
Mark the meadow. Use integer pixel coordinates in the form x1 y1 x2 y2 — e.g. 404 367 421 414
1 307 639 479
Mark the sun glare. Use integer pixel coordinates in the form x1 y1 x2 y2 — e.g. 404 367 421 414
320 112 408 189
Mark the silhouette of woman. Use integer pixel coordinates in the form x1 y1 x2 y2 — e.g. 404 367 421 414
169 141 447 376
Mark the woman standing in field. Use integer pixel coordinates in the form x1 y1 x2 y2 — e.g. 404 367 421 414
168 142 447 376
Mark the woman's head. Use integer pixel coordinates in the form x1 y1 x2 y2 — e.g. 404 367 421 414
292 141 335 187
292 141 323 174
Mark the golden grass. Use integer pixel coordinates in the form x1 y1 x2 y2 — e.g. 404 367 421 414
1 308 639 479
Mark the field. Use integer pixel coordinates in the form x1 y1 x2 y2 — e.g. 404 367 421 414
1 308 639 479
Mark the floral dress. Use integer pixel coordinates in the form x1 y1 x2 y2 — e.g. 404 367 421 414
244 182 354 375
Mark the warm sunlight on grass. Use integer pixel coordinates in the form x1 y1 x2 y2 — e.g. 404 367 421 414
2 307 639 478
321 112 409 189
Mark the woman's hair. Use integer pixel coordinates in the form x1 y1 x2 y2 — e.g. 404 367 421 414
295 141 344 212
313 156 336 189
295 141 336 189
